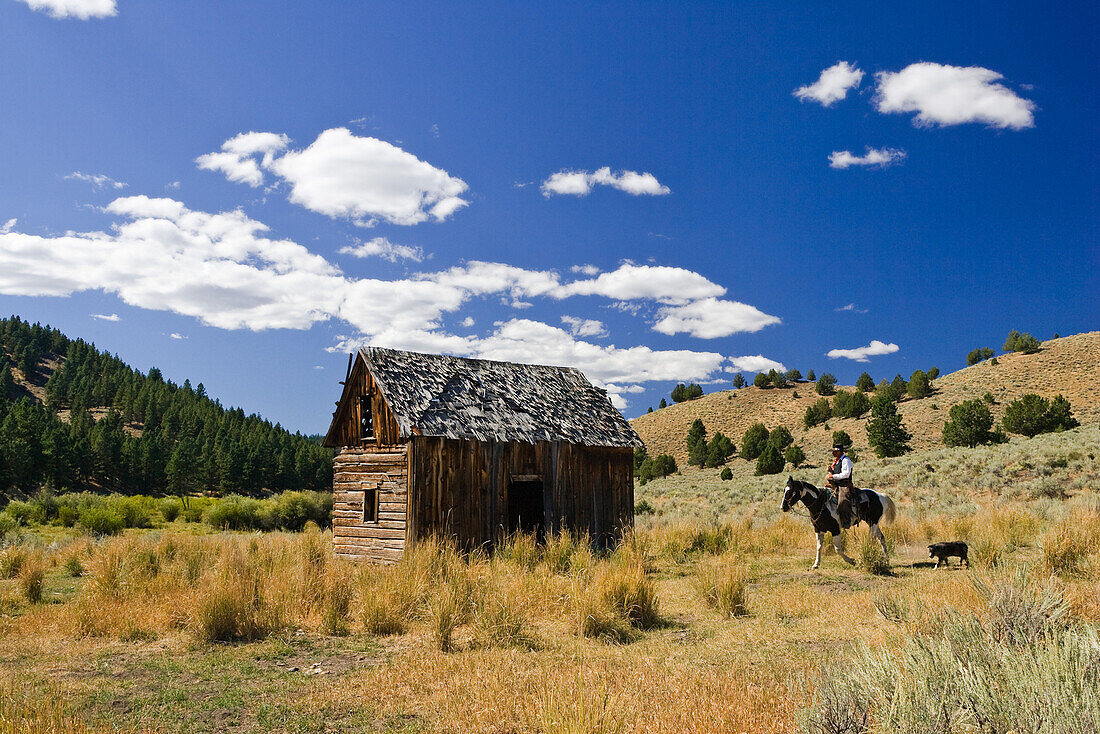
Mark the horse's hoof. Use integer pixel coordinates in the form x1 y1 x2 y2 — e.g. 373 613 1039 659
810 564 819 570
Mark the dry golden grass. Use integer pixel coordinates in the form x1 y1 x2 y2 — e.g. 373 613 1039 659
0 497 1098 732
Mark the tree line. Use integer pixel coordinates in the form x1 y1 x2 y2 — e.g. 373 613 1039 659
0 316 332 499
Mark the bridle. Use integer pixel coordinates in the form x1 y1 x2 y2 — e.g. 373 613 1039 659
785 482 830 526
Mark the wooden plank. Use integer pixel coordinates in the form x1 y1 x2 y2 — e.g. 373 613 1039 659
332 525 408 540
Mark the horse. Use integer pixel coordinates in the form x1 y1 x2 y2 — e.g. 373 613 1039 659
780 476 897 570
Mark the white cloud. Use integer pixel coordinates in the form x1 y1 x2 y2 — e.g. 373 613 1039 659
652 297 781 339
794 62 864 107
0 219 15 234
65 172 127 190
90 313 119 322
339 237 424 263
16 0 115 19
557 263 723 305
195 131 289 188
541 167 670 197
169 333 186 340
0 196 342 330
460 316 475 328
561 315 608 338
571 264 600 276
874 63 1036 129
726 355 787 374
826 340 899 362
198 128 469 225
828 147 907 169
166 181 180 190
268 128 468 225
0 197 774 408
835 303 868 313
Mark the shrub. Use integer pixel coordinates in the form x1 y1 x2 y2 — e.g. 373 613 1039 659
972 569 1069 645
856 529 891 575
815 373 836 396
189 543 288 642
1004 330 1041 354
658 398 667 409
784 444 805 468
704 432 735 468
0 513 16 542
831 430 852 449
695 557 748 617
754 443 785 476
634 499 656 515
855 372 875 392
942 399 998 447
0 546 28 579
686 419 707 468
784 368 802 382
1003 393 1079 437
906 370 932 399
78 507 125 536
803 398 832 429
474 571 535 649
866 395 911 458
359 570 410 636
720 467 733 481
740 423 769 460
64 553 84 578
833 389 870 418
768 426 793 451
18 555 46 604
160 498 182 522
768 369 786 388
670 383 703 402
753 372 769 388
927 366 940 380
967 346 994 365
3 500 43 527
806 369 816 382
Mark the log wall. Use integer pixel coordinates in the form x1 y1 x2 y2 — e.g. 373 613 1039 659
408 437 633 550
332 445 409 563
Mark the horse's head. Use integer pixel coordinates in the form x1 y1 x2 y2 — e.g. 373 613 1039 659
781 475 802 512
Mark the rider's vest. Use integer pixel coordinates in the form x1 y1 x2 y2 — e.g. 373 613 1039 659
831 455 852 480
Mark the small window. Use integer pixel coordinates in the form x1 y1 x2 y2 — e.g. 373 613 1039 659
363 485 379 523
359 391 375 441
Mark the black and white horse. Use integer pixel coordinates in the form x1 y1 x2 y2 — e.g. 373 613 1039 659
780 476 897 570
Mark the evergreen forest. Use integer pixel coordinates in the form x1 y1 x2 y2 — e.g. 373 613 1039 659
0 316 332 499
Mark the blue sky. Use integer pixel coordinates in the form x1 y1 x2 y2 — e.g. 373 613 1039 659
1 0 1096 435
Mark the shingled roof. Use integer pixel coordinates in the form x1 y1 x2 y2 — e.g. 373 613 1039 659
351 347 642 448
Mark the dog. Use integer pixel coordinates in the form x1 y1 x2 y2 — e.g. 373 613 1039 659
928 541 969 568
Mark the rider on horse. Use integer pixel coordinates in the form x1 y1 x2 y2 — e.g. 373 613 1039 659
826 443 856 528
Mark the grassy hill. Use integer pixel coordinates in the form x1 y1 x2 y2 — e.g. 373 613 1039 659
631 331 1099 469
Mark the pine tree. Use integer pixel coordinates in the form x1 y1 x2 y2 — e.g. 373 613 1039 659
731 373 746 389
855 372 874 392
866 395 911 458
907 370 932 399
754 443 785 475
815 373 837 396
740 423 769 460
686 419 707 468
941 400 996 447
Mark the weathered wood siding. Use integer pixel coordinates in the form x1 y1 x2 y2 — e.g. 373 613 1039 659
408 437 633 549
326 358 403 448
332 446 408 563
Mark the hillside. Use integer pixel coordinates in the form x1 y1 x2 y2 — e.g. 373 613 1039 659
631 331 1100 468
0 316 331 499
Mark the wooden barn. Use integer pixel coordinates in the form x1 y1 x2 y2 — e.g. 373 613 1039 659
322 347 643 563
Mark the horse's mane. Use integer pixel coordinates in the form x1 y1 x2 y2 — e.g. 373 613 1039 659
792 479 837 508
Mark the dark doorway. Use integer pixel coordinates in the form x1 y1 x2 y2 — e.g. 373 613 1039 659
507 479 545 539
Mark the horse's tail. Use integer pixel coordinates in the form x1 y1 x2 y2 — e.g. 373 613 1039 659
881 494 897 525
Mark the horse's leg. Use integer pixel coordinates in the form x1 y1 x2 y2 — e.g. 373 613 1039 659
812 532 824 570
871 523 889 557
834 532 856 565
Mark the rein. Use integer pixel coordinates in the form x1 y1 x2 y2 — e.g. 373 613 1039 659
791 485 833 527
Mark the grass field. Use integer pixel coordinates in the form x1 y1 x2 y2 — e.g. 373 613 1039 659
1 426 1098 733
